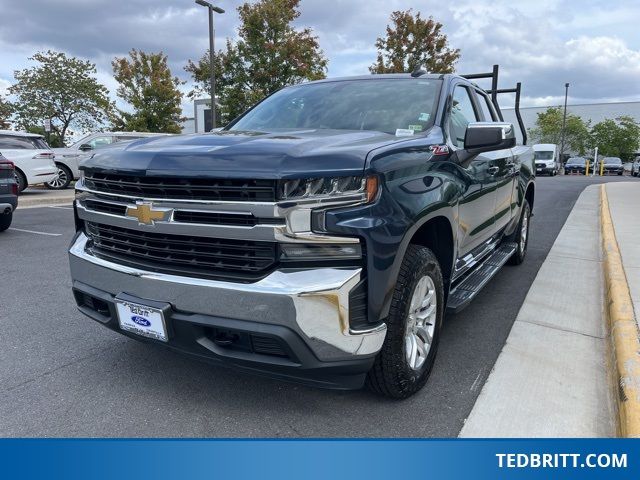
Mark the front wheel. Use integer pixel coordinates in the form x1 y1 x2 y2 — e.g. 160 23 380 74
15 170 27 193
508 199 531 265
366 245 444 399
45 164 72 190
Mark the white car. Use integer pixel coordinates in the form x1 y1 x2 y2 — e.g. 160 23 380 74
0 130 57 192
49 132 171 189
632 156 640 177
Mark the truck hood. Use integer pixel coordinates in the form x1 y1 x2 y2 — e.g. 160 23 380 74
81 129 409 179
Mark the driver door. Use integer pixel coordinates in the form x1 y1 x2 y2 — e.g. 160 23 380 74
448 85 498 257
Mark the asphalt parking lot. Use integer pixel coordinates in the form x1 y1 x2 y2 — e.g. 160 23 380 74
0 176 632 437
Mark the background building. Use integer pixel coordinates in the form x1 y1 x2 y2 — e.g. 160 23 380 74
503 101 640 146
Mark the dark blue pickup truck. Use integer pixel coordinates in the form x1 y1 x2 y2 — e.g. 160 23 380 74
69 67 534 398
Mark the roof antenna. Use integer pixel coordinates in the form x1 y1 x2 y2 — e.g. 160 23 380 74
411 65 428 77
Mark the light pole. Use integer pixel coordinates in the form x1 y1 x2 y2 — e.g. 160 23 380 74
195 0 225 130
559 82 569 163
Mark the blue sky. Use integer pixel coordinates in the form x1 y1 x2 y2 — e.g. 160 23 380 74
0 0 639 117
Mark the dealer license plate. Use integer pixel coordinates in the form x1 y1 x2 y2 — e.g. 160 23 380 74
115 300 168 342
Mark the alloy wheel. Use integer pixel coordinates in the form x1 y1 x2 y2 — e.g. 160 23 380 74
404 275 437 371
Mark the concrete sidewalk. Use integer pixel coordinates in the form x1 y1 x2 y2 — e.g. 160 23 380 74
460 184 616 437
17 186 75 208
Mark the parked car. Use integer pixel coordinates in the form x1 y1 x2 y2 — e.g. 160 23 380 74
49 132 170 189
0 130 57 192
0 153 18 232
599 157 624 175
564 157 587 175
632 155 640 177
69 68 535 398
533 143 559 176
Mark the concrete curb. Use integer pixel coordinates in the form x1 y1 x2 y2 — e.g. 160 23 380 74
600 184 640 438
17 193 75 209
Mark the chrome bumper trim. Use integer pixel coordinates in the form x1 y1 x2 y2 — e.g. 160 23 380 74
0 203 14 213
69 233 386 359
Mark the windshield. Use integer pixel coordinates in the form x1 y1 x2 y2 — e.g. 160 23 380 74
567 157 586 165
71 134 95 149
228 78 442 135
534 151 554 160
603 157 622 164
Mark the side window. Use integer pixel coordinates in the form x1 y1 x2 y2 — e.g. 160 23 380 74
448 86 479 148
88 136 115 149
0 135 37 149
116 136 143 142
477 93 496 122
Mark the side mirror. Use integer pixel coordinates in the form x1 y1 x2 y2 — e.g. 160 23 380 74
455 122 516 166
79 144 93 152
464 122 516 152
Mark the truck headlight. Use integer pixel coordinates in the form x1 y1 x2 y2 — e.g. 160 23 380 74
278 176 378 203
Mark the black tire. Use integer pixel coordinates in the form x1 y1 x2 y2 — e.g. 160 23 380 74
45 163 72 190
0 212 12 232
14 169 27 193
366 245 444 399
507 199 531 266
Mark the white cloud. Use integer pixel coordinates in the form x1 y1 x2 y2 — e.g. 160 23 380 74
0 0 638 115
0 78 10 97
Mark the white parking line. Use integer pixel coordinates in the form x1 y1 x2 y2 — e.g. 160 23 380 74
8 228 62 237
47 205 74 210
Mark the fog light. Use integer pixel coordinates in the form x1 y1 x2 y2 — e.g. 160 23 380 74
280 244 362 261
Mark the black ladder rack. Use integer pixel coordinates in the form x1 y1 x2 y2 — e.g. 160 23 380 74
461 65 527 145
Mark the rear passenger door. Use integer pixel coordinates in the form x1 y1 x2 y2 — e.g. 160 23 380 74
474 90 517 233
447 84 497 256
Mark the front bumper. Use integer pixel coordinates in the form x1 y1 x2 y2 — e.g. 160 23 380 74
69 233 386 389
535 164 555 174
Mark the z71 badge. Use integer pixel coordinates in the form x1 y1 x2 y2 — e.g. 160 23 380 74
430 145 450 155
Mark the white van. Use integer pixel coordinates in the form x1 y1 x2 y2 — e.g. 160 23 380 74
533 144 559 176
0 130 57 192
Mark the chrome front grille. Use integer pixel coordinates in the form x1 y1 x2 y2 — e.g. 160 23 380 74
84 222 278 281
84 172 277 202
75 173 361 281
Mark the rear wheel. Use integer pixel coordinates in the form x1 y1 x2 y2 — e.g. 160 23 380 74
0 212 12 232
45 164 72 189
507 199 531 265
366 245 444 399
14 170 27 193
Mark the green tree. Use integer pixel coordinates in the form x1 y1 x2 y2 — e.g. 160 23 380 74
112 49 184 133
185 0 328 124
0 94 12 129
24 125 64 148
370 10 460 74
528 106 591 156
590 116 640 162
9 51 112 144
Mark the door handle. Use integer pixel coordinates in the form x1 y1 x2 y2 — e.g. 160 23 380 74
488 166 500 176
505 161 518 177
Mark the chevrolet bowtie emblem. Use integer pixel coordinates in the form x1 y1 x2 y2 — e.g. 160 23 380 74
126 202 170 225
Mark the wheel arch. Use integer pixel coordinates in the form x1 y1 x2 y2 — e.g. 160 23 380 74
374 206 458 323
525 181 535 212
408 215 455 292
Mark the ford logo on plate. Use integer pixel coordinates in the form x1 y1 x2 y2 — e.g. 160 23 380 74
131 315 151 327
